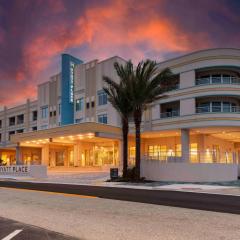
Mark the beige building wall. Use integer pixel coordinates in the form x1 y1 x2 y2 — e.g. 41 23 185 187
0 100 38 145
74 56 126 126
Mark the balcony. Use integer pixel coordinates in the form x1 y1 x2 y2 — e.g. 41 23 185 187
196 97 240 114
160 110 180 118
160 101 180 119
196 74 240 86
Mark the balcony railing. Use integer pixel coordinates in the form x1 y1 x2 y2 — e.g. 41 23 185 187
196 106 240 113
160 110 180 118
196 76 240 86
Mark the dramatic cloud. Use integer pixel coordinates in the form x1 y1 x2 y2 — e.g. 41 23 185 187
0 0 239 106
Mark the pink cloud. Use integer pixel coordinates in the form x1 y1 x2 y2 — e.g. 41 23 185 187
1 0 217 106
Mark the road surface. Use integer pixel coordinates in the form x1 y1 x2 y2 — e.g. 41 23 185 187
0 186 240 240
0 181 239 214
0 217 77 240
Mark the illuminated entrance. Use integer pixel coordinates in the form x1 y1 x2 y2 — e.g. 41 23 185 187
10 122 122 169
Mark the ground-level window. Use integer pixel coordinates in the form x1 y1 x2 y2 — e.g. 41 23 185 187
148 145 167 160
128 147 136 166
55 152 65 166
147 144 198 162
76 98 84 112
98 114 107 124
190 143 198 162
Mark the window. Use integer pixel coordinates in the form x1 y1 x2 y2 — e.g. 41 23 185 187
41 106 48 119
223 102 231 112
53 111 56 116
8 131 15 141
32 111 38 121
196 102 210 113
17 114 24 124
16 129 24 134
75 118 83 123
148 145 167 160
32 126 37 131
98 114 107 124
50 111 53 117
212 102 221 112
190 143 198 163
98 90 107 106
129 147 136 166
91 101 95 108
9 116 15 126
222 75 231 84
211 74 221 84
86 102 90 109
76 98 84 112
196 75 210 85
0 133 1 142
0 120 2 128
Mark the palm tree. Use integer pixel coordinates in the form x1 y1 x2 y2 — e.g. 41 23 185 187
103 61 134 178
129 60 173 179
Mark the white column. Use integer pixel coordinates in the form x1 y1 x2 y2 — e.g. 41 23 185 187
41 144 49 166
181 129 190 162
73 144 79 167
16 145 22 165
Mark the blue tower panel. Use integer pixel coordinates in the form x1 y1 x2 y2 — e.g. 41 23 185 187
61 54 83 126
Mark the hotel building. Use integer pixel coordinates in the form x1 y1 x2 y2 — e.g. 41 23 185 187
0 48 240 181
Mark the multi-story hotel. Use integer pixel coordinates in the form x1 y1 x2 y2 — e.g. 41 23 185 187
0 48 240 181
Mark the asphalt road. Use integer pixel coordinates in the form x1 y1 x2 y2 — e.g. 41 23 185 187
0 217 78 240
0 181 239 214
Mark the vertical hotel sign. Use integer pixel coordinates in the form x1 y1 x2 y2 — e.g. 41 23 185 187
69 61 75 103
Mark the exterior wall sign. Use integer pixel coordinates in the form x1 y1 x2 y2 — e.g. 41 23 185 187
69 62 75 103
0 165 29 173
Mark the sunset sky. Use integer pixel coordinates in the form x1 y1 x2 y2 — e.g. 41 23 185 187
0 0 240 106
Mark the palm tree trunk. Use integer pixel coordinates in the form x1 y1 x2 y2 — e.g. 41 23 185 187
122 117 129 178
134 109 142 180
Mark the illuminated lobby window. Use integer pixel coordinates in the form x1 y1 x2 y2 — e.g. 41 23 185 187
190 143 198 163
148 145 167 160
129 147 135 166
175 144 181 157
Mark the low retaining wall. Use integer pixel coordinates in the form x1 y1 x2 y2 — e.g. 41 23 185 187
0 165 47 178
141 160 238 182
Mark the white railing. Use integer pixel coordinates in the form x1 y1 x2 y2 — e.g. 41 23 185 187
196 106 240 113
144 150 239 164
196 75 240 86
160 110 180 118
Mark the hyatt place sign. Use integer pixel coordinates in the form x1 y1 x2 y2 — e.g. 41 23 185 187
0 165 29 174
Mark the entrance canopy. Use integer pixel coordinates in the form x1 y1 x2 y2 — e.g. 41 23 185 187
11 122 121 147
